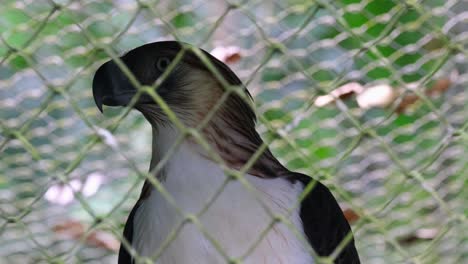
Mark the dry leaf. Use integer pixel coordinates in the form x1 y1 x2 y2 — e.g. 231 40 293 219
81 172 104 197
398 228 438 245
44 180 81 205
314 82 364 107
356 84 397 109
53 219 120 252
87 230 120 251
314 70 456 113
53 219 85 237
44 172 103 205
396 71 456 113
343 208 360 224
314 82 396 109
211 46 242 64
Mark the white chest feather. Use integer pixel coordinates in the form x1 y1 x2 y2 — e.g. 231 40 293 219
132 127 313 263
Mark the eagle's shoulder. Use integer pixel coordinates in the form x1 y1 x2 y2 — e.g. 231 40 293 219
118 181 153 264
289 172 360 263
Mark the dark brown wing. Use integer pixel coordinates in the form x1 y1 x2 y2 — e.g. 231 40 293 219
293 173 360 263
118 181 153 264
118 202 140 264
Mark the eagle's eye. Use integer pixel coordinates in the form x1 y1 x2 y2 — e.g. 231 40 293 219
156 57 171 72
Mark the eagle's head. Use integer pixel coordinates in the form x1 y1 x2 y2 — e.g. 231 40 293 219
92 41 286 177
92 41 254 128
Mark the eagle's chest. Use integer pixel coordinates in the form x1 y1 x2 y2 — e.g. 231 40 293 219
131 147 313 264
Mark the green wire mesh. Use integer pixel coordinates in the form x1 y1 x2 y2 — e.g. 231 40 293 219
1 0 467 263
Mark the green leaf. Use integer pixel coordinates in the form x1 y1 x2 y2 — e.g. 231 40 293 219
6 30 32 48
343 12 368 28
87 21 115 38
60 32 87 49
367 66 391 79
2 9 30 27
394 53 422 67
394 114 417 127
313 146 337 159
171 12 196 28
262 68 286 82
365 0 396 15
312 69 335 82
264 108 288 120
339 36 361 49
394 31 423 46
9 55 29 70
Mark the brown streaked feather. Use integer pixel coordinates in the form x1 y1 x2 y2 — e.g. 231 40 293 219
137 54 286 178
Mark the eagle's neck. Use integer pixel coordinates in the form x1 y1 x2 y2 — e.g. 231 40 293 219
146 118 288 180
148 125 170 178
148 124 213 179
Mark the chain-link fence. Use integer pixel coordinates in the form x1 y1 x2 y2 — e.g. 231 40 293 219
1 0 467 263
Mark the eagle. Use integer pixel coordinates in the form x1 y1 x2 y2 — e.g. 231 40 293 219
92 41 360 264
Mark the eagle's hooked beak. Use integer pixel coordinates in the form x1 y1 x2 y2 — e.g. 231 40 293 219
92 60 137 113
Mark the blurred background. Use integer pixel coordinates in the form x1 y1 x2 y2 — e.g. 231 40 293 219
0 0 467 263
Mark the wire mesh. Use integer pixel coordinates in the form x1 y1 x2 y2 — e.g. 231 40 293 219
1 0 467 263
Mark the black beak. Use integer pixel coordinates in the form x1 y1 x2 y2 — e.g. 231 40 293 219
92 60 137 113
